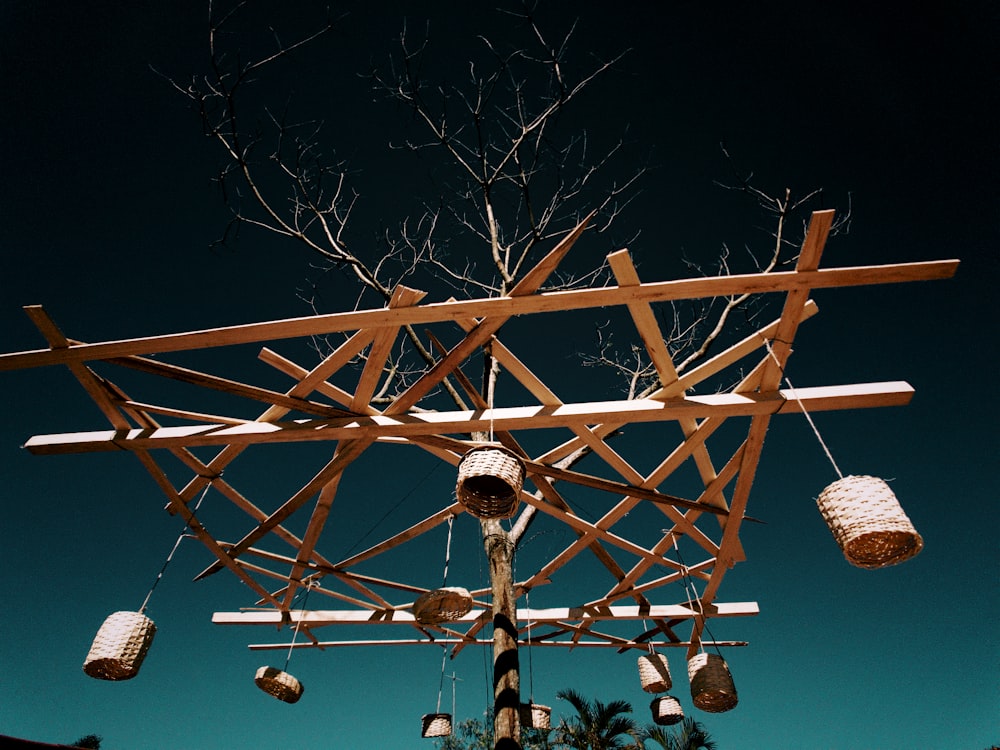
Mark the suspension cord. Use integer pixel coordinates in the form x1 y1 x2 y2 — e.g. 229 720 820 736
764 338 844 479
139 480 212 614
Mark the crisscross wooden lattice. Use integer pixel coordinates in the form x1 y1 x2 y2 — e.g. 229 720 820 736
0 209 957 660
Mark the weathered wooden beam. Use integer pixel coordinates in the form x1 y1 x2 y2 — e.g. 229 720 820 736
213 601 759 626
247 639 750 650
0 259 958 371
22 381 914 454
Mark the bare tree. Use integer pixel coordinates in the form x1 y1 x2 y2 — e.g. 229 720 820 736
164 4 847 748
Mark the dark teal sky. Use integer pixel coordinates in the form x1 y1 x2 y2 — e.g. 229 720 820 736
0 2 996 749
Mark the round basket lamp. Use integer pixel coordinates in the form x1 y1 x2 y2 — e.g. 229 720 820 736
638 651 672 693
456 445 525 519
413 587 474 624
649 695 684 726
687 653 738 713
816 475 923 569
83 610 156 681
519 703 552 729
254 666 304 704
421 713 452 738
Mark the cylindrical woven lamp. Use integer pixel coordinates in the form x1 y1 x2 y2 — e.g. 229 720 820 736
456 445 525 519
649 695 684 726
83 610 156 681
421 713 452 738
638 652 672 693
254 666 304 704
687 652 738 713
816 475 923 569
413 587 474 624
519 703 552 729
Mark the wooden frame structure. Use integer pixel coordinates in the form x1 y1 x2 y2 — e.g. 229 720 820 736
1 210 957 661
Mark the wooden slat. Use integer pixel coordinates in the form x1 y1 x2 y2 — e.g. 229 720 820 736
23 382 915 454
247 638 750 650
212 601 760 626
0 259 958 371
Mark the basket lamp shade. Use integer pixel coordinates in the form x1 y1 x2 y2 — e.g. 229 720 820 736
816 475 923 569
421 713 453 738
456 445 525 519
638 652 672 693
254 666 304 703
83 611 156 681
649 695 684 726
413 587 474 624
519 703 552 730
687 653 738 713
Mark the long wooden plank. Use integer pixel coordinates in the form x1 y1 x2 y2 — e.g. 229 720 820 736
247 639 750 650
23 382 915 454
212 601 760 625
0 259 958 371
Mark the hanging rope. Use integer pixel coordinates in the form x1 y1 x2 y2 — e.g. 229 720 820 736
283 579 316 672
671 532 720 656
524 587 536 702
139 479 213 614
442 515 455 588
763 338 844 479
435 646 449 713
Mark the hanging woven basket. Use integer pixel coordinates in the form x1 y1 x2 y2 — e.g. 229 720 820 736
687 653 738 713
421 713 452 738
649 695 684 726
254 666 304 704
816 475 923 569
413 587 474 624
456 445 525 519
519 702 552 729
83 610 156 681
638 651 672 693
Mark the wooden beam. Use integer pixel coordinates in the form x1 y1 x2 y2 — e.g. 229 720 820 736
246 638 750 650
23 382 915 454
212 601 759 626
0 259 958 371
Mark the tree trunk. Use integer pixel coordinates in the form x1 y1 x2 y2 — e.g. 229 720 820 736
484 518 521 750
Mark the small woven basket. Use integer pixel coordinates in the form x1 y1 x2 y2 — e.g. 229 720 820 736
649 695 684 726
254 666 304 704
519 703 552 729
687 653 738 713
83 610 156 681
413 587 474 624
638 652 672 693
456 445 525 519
421 713 452 738
816 475 923 569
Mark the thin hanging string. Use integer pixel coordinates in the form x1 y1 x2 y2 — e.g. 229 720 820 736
525 588 535 702
442 515 454 588
479 524 494 716
435 646 448 713
671 533 720 656
139 479 213 614
763 338 844 479
283 579 316 672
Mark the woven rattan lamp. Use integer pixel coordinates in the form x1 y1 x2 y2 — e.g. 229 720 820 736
421 713 452 738
456 445 525 519
413 586 474 624
519 702 552 729
649 695 684 726
638 651 672 693
83 610 156 681
816 474 923 569
254 665 304 703
687 652 738 713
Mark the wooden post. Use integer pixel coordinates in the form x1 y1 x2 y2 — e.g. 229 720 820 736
484 519 521 750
